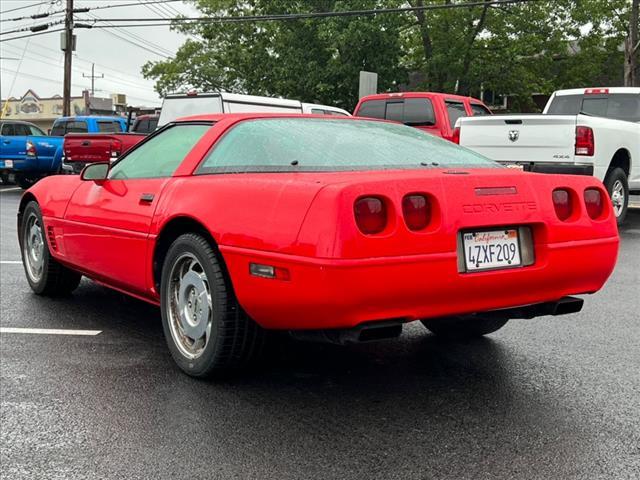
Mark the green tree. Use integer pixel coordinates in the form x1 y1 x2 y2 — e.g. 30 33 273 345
142 0 409 110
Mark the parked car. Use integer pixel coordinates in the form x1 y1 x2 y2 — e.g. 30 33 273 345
130 114 159 134
18 114 618 377
353 92 492 142
456 87 640 224
0 120 64 189
62 93 351 171
50 116 128 136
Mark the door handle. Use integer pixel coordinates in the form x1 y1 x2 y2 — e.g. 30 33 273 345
139 193 154 203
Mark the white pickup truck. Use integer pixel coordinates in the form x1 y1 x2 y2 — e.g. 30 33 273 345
457 87 640 223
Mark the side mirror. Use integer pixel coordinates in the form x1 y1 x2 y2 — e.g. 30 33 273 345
80 162 109 185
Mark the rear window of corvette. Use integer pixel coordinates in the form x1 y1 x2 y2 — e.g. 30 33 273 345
198 118 498 174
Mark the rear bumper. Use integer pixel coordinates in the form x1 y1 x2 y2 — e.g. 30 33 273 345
220 235 619 330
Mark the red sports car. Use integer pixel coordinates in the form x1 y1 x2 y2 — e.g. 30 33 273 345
18 114 619 377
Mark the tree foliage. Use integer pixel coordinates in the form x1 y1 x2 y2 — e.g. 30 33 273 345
143 0 631 112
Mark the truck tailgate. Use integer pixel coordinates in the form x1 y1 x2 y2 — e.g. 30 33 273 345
63 133 146 163
458 115 577 163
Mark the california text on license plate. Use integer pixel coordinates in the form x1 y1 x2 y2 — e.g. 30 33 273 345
462 229 522 272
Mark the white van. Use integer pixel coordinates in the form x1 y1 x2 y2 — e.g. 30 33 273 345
157 92 350 128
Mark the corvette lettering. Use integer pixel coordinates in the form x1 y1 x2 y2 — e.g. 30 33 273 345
462 201 537 213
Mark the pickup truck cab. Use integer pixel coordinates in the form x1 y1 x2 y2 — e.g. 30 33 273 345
0 120 64 188
130 114 159 134
51 116 128 136
457 87 640 224
353 92 492 142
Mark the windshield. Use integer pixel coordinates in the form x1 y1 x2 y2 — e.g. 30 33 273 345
198 118 498 173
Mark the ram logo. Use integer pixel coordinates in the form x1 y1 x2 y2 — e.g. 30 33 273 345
508 130 520 142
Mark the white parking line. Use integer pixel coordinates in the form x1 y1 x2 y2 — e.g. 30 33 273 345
0 261 22 264
0 327 102 336
0 187 21 193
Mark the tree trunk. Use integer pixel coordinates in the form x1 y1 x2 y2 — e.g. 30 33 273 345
625 0 639 87
410 0 434 89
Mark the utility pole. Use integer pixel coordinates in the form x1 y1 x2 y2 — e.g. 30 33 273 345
625 0 639 87
62 0 74 116
83 63 104 96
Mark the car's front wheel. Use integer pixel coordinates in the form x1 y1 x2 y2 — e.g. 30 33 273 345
20 201 82 295
421 315 508 339
160 233 266 377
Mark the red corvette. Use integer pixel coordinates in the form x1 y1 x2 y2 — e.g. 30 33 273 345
19 114 619 377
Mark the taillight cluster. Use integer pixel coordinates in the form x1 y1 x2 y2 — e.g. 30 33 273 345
110 138 123 159
552 187 604 221
26 140 36 157
575 126 594 156
354 194 433 235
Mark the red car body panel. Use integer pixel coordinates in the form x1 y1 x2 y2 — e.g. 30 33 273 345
353 92 491 142
22 113 619 331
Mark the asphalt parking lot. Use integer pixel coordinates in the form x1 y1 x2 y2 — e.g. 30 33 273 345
1 184 639 480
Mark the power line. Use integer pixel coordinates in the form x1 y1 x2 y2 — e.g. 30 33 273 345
77 0 536 25
0 1 50 16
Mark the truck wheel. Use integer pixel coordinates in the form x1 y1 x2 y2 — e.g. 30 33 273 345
604 168 628 225
1 173 11 185
16 176 37 190
421 316 508 339
20 201 82 295
160 233 266 377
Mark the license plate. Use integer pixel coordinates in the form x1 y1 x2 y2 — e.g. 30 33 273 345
462 229 522 272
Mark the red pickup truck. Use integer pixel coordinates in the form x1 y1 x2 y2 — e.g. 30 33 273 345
60 114 160 174
353 92 492 142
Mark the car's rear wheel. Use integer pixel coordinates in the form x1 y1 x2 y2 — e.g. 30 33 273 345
160 233 266 377
20 201 82 295
604 167 628 225
421 315 508 339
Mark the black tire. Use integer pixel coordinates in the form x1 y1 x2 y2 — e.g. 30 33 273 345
20 201 82 295
421 315 508 339
603 167 629 225
160 233 266 377
0 173 11 185
16 176 37 190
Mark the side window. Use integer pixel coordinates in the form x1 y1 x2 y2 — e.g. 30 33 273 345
356 100 385 119
97 121 118 133
402 98 435 126
65 121 88 133
50 122 65 136
14 124 31 136
1 123 15 136
109 123 210 179
28 124 46 136
445 101 467 129
470 103 491 116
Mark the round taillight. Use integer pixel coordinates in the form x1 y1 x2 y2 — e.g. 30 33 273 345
402 194 431 231
584 188 603 219
354 197 387 234
552 189 572 221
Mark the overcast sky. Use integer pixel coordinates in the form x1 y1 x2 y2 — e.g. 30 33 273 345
1 0 200 106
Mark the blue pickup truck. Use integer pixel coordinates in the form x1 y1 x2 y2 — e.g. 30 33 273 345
0 116 128 189
0 120 64 189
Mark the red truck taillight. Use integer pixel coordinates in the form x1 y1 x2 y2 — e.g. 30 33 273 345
354 196 387 234
451 126 460 144
575 126 594 156
110 138 123 159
